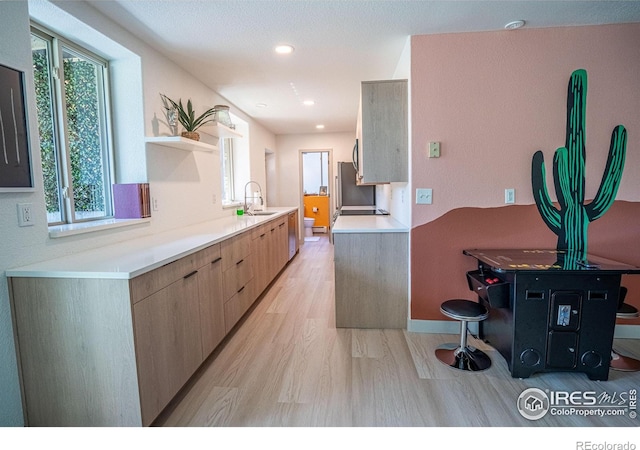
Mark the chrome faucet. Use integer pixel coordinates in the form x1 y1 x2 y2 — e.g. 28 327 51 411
244 181 264 214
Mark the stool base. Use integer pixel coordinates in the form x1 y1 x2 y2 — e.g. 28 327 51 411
610 350 640 372
435 344 491 372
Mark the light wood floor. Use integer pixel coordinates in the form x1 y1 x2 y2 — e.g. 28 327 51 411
156 235 640 427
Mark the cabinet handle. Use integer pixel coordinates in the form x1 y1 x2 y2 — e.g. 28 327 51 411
236 259 244 265
183 270 198 279
279 223 284 228
260 233 266 238
211 257 222 265
237 286 245 293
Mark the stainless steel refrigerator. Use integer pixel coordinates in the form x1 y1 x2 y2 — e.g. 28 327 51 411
335 162 375 208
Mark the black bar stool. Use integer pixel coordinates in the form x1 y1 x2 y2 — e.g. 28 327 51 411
610 286 640 372
435 299 491 371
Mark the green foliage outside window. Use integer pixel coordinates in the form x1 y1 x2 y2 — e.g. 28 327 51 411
64 53 105 215
32 47 107 217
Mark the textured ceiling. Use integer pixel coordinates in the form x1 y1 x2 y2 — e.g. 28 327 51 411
88 0 640 135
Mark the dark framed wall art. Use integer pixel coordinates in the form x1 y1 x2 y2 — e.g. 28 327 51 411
0 63 33 191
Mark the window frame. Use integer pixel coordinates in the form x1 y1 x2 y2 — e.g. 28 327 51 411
31 23 115 226
221 137 236 204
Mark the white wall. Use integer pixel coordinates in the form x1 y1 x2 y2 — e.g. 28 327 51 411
275 132 354 228
273 131 412 231
0 1 38 427
0 0 276 425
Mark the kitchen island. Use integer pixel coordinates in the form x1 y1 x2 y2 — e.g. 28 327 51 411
332 215 409 328
7 207 298 426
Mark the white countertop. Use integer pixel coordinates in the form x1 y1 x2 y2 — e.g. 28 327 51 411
6 208 297 280
331 215 409 234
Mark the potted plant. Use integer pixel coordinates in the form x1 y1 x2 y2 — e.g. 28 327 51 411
160 93 217 141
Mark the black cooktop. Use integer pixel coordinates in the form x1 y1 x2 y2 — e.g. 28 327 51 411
340 209 389 216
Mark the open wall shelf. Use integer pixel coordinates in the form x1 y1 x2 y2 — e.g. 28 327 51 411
213 122 243 138
145 123 242 152
145 136 218 152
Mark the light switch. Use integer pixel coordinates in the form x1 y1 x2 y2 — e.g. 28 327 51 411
505 188 515 204
416 188 433 205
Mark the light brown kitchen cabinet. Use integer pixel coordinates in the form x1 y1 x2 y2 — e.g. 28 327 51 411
252 216 289 297
271 216 289 276
9 277 142 426
276 217 288 269
251 222 272 294
355 79 408 184
221 232 255 332
132 271 203 426
334 232 408 328
288 210 299 259
130 243 223 426
8 211 298 426
197 245 225 358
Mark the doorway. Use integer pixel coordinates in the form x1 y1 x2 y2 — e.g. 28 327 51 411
300 150 332 241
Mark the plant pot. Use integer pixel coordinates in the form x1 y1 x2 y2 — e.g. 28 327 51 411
181 131 200 141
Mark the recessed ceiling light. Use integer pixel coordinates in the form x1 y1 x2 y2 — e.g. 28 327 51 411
303 100 315 106
316 124 325 129
256 103 267 108
504 20 525 30
275 44 294 54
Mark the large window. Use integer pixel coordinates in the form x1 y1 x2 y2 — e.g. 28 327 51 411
31 25 113 224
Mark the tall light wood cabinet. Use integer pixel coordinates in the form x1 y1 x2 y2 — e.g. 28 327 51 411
356 79 408 184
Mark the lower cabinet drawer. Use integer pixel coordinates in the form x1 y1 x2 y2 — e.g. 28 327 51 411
130 254 199 304
224 280 255 333
222 254 253 301
221 232 252 272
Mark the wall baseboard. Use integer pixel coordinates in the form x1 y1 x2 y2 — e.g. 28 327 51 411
408 319 640 339
407 319 479 335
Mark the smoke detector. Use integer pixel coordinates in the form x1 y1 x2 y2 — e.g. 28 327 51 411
505 20 526 30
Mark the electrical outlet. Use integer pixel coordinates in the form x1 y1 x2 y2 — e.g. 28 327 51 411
152 197 159 211
428 142 440 158
17 203 35 227
505 188 515 204
212 193 217 204
416 188 433 205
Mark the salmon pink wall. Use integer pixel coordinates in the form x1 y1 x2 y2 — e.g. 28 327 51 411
410 24 640 322
411 24 640 227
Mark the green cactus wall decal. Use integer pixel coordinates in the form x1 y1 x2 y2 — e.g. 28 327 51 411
531 69 627 265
